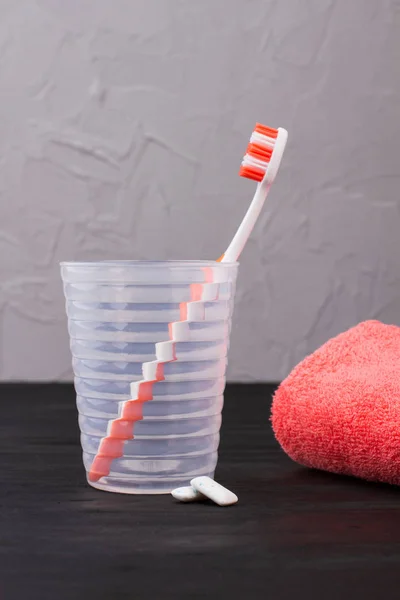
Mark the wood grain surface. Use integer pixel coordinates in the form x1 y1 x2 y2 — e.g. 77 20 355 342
2 383 400 600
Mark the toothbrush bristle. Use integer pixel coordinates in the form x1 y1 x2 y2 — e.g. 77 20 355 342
238 165 266 182
254 123 278 139
239 123 279 181
246 142 273 162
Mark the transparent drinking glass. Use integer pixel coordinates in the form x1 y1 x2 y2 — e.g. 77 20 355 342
61 260 238 494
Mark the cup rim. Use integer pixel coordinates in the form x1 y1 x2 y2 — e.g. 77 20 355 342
60 259 239 268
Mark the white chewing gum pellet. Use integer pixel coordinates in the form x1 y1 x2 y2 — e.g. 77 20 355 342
171 486 206 503
190 476 238 507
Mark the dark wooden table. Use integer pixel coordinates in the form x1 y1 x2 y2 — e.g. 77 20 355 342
2 383 400 600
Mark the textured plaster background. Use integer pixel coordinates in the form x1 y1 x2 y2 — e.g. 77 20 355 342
0 0 399 381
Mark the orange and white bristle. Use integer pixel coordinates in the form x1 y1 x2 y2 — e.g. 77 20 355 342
239 123 288 185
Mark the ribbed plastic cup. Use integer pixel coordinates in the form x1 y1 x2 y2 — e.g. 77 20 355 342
61 260 238 494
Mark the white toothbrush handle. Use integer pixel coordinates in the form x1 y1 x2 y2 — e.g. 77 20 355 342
221 179 271 263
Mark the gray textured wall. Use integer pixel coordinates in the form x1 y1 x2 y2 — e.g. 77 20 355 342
0 0 399 381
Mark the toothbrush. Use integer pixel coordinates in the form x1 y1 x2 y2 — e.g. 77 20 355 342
218 123 288 263
88 122 288 484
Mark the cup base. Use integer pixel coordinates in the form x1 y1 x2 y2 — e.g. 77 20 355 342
87 471 215 495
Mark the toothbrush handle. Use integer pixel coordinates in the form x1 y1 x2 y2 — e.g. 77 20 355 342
220 180 271 263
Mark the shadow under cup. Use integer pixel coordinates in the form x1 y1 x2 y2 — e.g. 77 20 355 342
61 260 239 494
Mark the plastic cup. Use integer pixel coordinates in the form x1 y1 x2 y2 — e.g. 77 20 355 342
61 260 238 494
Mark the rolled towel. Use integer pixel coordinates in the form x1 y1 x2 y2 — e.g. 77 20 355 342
272 320 400 485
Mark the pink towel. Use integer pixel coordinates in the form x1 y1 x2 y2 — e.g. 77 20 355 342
272 320 400 485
